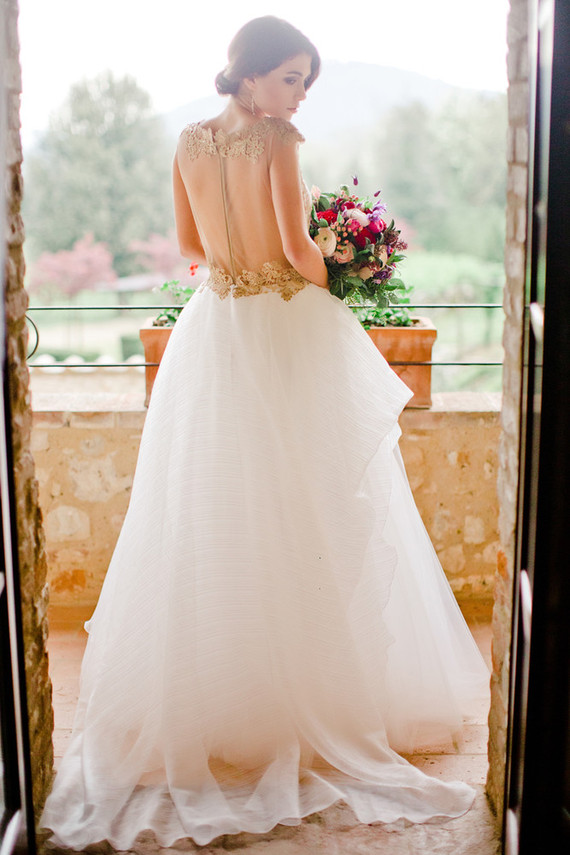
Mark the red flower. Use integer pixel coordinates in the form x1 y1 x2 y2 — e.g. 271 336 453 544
353 228 374 249
320 209 337 224
367 218 386 235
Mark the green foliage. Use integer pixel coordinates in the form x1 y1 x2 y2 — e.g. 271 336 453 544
153 280 196 326
399 251 505 302
349 284 415 328
301 91 507 263
23 71 173 276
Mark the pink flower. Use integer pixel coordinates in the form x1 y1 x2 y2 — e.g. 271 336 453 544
367 219 385 234
333 244 355 263
346 218 362 235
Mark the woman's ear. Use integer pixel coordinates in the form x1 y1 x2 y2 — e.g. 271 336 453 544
243 76 257 95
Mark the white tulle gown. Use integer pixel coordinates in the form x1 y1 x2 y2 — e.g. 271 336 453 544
41 117 489 850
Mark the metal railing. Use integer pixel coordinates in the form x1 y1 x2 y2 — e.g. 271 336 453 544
25 302 504 369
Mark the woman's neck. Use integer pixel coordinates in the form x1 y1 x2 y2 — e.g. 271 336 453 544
208 96 267 135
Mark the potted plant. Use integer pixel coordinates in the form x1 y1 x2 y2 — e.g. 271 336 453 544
353 303 436 408
139 278 195 406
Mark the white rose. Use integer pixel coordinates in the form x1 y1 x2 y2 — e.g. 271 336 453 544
314 227 337 257
358 266 373 280
344 208 370 227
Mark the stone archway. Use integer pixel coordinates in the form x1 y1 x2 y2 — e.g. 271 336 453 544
486 0 528 821
1 0 54 817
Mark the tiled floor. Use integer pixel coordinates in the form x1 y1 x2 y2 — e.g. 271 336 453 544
42 600 500 855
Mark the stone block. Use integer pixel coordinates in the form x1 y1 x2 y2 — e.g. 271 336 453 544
67 454 133 503
515 126 529 164
116 410 147 429
30 429 49 452
508 80 529 124
507 0 529 45
45 505 91 541
507 163 528 198
438 544 466 576
515 202 527 243
69 411 115 430
506 125 516 163
79 434 107 456
32 411 68 429
465 515 486 545
505 242 525 279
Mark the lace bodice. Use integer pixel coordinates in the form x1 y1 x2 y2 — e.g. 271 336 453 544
200 261 309 302
176 118 311 301
181 117 305 163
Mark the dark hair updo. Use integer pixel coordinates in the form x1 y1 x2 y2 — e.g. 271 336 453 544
215 16 320 96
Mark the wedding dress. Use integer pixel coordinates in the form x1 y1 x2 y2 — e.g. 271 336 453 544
41 117 489 850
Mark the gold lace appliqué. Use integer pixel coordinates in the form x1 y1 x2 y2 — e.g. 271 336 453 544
182 118 305 163
202 261 309 302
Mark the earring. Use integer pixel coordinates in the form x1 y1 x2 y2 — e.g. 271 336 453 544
251 94 256 115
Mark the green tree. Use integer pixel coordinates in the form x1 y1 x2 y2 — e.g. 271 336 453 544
373 93 507 261
23 71 173 276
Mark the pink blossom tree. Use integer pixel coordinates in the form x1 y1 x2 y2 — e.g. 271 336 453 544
128 232 187 280
28 234 117 299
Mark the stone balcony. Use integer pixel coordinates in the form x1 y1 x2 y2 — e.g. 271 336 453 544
31 390 501 610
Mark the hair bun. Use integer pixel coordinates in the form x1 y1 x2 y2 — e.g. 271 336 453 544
215 69 236 96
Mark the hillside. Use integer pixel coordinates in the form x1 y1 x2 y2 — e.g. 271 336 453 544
161 59 498 141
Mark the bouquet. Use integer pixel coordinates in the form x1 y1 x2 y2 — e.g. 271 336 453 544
309 178 411 325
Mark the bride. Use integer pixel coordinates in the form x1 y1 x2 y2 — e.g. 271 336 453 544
41 15 489 850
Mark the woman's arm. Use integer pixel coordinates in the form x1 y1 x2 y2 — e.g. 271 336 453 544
172 154 208 264
269 142 328 290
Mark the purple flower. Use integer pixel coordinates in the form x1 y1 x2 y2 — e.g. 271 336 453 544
373 268 394 282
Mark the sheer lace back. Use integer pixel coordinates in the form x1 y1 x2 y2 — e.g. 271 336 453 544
182 117 304 163
176 118 311 301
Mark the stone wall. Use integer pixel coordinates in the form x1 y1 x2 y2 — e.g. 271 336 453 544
487 0 528 818
31 392 501 608
2 0 54 817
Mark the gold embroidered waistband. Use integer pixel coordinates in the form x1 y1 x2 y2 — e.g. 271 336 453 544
201 261 309 302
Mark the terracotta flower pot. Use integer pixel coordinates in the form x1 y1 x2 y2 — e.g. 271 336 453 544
366 317 437 407
140 316 437 409
139 325 173 406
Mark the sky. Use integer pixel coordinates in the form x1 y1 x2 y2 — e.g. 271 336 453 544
18 0 509 145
